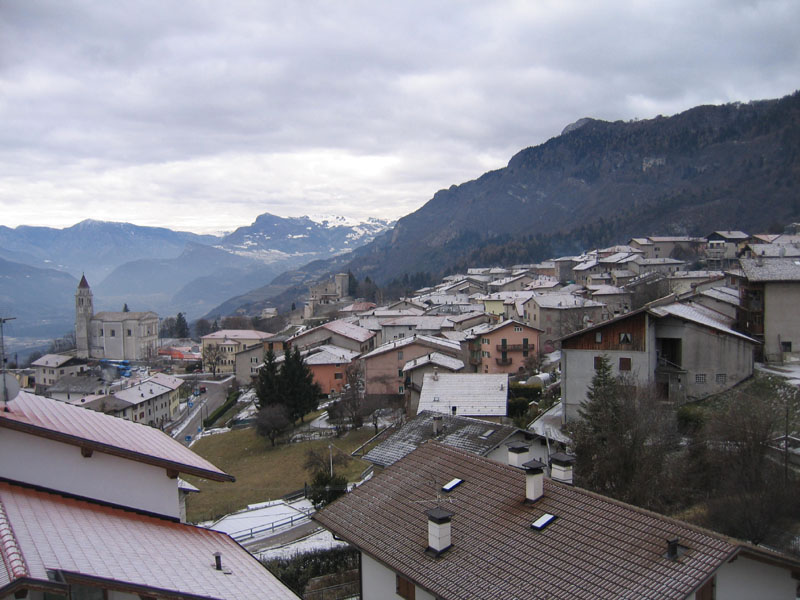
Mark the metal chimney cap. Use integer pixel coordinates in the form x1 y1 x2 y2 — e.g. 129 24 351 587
549 452 576 465
522 459 547 472
426 507 454 524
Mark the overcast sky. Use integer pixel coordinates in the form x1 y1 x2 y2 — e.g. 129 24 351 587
1 1 798 235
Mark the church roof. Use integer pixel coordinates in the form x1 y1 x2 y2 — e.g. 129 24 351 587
78 274 90 288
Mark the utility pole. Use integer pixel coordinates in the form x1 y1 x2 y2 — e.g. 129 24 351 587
1 317 17 412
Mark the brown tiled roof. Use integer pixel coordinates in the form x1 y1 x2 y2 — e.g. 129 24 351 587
1 392 232 482
315 442 757 600
0 482 298 599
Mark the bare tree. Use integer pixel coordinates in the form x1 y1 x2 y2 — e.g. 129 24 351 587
304 445 350 475
339 363 365 427
256 403 291 446
202 343 223 379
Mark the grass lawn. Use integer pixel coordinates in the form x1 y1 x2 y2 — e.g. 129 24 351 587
184 426 377 523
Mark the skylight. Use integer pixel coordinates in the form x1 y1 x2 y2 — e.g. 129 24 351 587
442 478 463 492
531 513 556 530
479 428 495 439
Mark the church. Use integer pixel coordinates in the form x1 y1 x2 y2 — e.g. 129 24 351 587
75 275 159 360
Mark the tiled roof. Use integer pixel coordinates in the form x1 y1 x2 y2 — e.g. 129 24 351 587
1 392 232 482
363 411 520 468
322 319 375 342
361 335 461 359
0 482 297 599
202 329 272 340
417 373 508 417
739 257 800 282
113 380 172 405
403 352 465 373
147 372 185 390
315 442 749 600
92 311 158 321
31 354 79 368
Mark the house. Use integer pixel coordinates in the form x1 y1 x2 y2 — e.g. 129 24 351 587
465 319 542 374
361 335 464 402
560 300 757 422
630 236 706 260
201 329 272 374
75 276 159 360
31 353 89 392
732 257 800 362
234 343 267 385
107 375 181 427
289 319 376 353
44 374 108 403
363 410 534 469
417 372 508 419
315 441 800 600
0 391 299 599
381 316 455 342
403 353 465 412
523 294 604 352
667 270 725 294
631 256 686 275
706 230 751 268
276 344 361 396
587 285 631 320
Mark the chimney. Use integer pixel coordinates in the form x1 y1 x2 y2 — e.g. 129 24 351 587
506 442 531 468
425 507 454 556
432 414 443 435
666 537 680 560
549 452 576 485
522 459 546 503
433 367 439 381
213 551 222 570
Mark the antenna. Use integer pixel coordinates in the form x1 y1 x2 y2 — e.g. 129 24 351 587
1 317 18 411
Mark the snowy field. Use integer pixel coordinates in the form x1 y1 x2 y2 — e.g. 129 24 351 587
256 529 349 561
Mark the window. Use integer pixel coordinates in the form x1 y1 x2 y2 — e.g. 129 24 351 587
398 385 404 394
619 332 632 344
334 372 343 380
396 575 415 600
398 369 404 377
695 373 706 384
715 373 727 385
619 357 632 371
127 329 132 336
397 351 403 360
110 329 115 337
781 341 792 353
482 337 490 345
595 332 602 343
594 356 604 369
514 326 522 332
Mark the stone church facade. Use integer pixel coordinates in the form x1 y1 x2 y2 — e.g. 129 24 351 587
75 276 159 360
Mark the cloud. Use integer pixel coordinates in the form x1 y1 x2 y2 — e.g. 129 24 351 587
1 0 798 233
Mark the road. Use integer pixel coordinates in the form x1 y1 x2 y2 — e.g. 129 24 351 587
172 377 233 445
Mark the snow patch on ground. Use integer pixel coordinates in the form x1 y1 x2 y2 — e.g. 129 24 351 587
256 529 349 562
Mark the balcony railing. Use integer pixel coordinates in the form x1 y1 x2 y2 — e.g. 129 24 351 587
496 357 512 366
495 344 529 351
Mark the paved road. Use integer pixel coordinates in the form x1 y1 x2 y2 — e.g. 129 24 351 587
172 378 233 445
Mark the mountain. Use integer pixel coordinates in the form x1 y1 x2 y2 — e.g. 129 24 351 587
208 91 800 315
0 257 77 339
341 91 800 281
0 220 216 282
216 213 393 262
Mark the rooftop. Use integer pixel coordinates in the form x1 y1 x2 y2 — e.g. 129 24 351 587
403 352 465 373
202 329 272 341
315 442 793 600
363 411 521 468
1 392 232 482
417 373 508 417
361 334 462 360
0 481 297 599
739 257 800 282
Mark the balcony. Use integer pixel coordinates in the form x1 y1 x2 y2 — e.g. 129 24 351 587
469 356 481 366
495 344 529 351
496 357 512 366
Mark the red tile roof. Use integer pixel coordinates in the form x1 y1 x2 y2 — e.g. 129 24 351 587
1 392 232 482
314 442 791 600
0 482 298 599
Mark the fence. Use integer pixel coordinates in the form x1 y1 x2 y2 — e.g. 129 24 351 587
303 581 360 600
230 508 314 542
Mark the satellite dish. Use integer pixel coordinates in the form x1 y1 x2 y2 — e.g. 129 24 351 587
0 373 20 403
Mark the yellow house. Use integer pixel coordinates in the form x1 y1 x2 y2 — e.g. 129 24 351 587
201 329 272 374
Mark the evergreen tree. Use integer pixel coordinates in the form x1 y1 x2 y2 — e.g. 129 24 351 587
255 349 283 409
122 303 130 312
175 312 190 338
282 346 321 422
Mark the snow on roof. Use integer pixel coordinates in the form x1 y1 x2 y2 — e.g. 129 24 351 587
113 381 172 405
146 372 185 390
1 392 232 481
322 319 376 342
649 302 757 343
303 345 360 365
0 482 297 599
739 257 800 282
363 410 520 468
92 311 158 321
418 373 509 417
745 244 800 258
361 334 461 359
698 286 740 306
202 329 272 340
532 294 605 309
381 316 454 329
589 285 627 296
529 403 571 445
709 230 749 240
403 352 465 373
30 354 79 368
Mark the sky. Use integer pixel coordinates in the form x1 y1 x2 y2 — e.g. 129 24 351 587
1 1 798 235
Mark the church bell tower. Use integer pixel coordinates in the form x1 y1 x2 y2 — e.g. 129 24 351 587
75 274 93 358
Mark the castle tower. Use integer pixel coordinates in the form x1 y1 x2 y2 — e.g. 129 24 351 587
75 274 93 358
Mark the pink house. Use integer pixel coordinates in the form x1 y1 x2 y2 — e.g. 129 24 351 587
467 319 542 374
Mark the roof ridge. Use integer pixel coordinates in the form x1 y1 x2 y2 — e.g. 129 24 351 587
0 497 28 581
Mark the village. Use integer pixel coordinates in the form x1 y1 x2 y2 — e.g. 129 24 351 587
4 227 800 599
